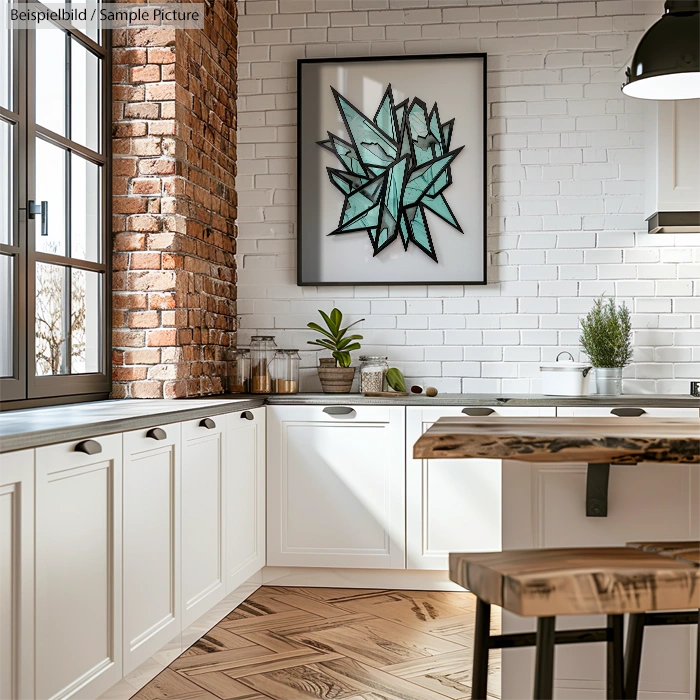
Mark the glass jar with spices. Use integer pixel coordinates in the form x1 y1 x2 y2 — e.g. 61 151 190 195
272 349 300 394
226 348 251 393
250 335 276 393
359 356 388 393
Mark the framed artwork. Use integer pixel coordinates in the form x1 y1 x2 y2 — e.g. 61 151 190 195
297 53 486 286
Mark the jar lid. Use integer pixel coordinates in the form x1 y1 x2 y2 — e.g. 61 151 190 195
359 355 388 361
232 348 250 355
251 335 275 341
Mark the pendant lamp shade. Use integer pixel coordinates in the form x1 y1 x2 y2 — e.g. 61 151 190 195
622 0 700 99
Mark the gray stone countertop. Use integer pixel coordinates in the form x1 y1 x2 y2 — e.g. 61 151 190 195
224 392 700 408
2 393 698 453
0 398 265 453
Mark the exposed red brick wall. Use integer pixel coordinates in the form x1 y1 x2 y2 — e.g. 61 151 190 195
111 2 238 398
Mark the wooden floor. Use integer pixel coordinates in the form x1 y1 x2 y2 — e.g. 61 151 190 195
133 586 501 700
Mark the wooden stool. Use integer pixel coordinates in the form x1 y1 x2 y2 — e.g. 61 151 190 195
624 541 700 699
449 547 700 700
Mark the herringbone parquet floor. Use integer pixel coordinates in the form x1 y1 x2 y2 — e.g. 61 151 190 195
133 586 501 700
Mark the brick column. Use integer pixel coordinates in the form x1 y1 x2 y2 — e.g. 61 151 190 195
112 2 238 398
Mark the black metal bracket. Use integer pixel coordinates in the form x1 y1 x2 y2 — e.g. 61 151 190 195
586 463 610 517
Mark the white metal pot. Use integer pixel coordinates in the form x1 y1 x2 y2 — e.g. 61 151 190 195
540 352 593 396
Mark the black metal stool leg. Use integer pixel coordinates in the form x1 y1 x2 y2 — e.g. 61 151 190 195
625 613 645 699
471 598 491 700
606 614 624 699
534 616 556 700
695 609 700 700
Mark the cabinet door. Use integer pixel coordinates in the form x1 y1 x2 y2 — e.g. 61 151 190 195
406 406 556 570
0 450 34 700
35 434 122 700
656 99 700 212
267 405 405 569
225 407 265 593
181 414 227 628
122 423 181 675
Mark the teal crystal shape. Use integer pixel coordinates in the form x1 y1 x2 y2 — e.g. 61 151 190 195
318 84 463 262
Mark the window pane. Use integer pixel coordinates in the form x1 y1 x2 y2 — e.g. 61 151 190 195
71 154 101 262
70 1 102 50
35 262 68 376
0 118 11 245
0 0 11 110
71 39 101 152
36 23 66 136
35 139 66 256
0 254 12 377
71 268 101 374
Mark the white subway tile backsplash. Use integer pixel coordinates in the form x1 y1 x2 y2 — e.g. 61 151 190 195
237 0 684 392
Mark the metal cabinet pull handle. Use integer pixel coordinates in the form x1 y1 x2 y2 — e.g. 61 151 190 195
322 406 356 417
75 439 102 455
200 418 216 429
610 408 646 417
241 411 254 420
147 427 167 441
462 407 496 417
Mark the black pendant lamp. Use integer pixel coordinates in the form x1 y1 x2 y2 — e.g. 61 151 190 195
622 0 700 99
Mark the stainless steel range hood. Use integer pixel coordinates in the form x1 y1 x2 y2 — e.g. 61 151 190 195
647 211 700 234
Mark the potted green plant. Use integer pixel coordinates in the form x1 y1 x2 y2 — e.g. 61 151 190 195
307 308 364 393
579 296 633 396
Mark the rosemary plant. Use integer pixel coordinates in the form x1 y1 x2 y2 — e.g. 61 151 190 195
579 297 633 368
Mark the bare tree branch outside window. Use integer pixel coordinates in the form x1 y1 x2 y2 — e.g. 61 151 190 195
35 244 86 376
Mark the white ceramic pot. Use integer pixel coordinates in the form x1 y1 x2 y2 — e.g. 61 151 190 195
540 352 593 396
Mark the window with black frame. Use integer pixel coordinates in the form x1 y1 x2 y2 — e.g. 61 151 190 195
0 2 110 407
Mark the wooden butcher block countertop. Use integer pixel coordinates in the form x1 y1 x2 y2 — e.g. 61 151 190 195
413 416 700 464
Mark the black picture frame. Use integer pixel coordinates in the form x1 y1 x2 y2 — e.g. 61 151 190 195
297 53 487 287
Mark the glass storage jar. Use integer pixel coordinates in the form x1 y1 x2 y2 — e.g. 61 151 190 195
226 348 251 393
272 349 300 394
250 335 276 393
359 356 388 393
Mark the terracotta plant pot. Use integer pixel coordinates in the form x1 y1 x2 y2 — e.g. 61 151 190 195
318 366 356 393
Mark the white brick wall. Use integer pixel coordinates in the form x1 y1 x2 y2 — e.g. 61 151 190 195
236 0 700 394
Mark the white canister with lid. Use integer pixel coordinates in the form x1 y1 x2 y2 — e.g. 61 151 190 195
539 351 593 396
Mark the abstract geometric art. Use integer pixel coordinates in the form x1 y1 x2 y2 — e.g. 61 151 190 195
317 85 464 263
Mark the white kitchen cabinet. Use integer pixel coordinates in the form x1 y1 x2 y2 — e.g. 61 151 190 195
122 423 181 675
0 449 34 700
35 434 123 700
181 413 227 628
225 408 266 593
267 404 406 569
502 407 700 699
645 99 700 225
406 406 556 570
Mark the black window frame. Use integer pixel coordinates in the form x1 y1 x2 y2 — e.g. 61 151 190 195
0 2 112 410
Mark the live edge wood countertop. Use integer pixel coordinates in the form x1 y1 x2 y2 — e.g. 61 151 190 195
413 416 700 464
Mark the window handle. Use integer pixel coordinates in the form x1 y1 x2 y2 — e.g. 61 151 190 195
29 200 49 237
